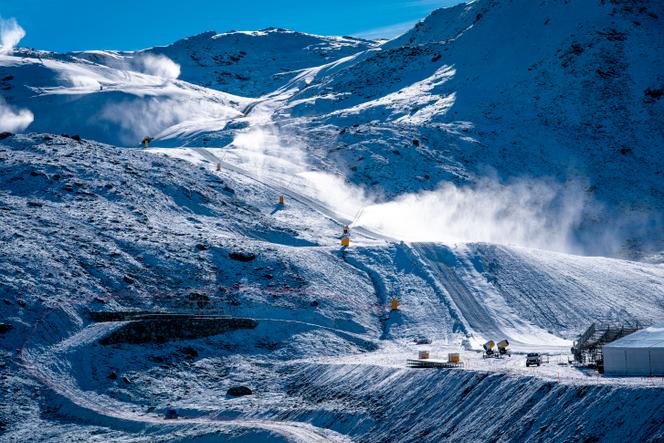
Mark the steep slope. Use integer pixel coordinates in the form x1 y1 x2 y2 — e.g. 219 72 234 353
2 133 664 441
75 29 378 97
278 0 664 255
2 4 664 441
0 49 253 146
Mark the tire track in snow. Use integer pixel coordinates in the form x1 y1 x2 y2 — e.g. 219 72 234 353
338 251 392 340
401 243 471 339
410 243 570 349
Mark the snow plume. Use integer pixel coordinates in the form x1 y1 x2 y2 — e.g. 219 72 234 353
299 171 588 252
0 96 34 132
100 96 238 145
132 54 180 80
229 105 590 253
232 125 309 180
354 178 588 253
0 17 25 54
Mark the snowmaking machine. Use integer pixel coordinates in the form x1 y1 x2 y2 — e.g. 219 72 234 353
482 340 496 358
497 339 510 356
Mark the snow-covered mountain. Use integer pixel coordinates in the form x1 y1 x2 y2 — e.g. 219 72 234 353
2 1 664 442
74 28 379 97
279 0 664 255
0 49 251 146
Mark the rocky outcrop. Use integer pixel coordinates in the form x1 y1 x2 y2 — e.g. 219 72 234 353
98 315 257 345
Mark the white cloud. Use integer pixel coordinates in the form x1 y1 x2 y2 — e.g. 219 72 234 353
0 16 25 54
0 96 34 133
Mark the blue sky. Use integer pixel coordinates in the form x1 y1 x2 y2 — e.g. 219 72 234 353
0 0 463 51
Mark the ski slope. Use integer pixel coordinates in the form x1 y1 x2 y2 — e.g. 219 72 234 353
0 51 252 146
2 1 664 441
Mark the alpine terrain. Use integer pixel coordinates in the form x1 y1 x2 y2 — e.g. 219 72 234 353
1 1 663 442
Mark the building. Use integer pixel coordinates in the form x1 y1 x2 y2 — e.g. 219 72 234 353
603 324 664 376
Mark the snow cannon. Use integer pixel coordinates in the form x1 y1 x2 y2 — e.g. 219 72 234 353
341 233 350 247
483 340 495 356
278 195 285 205
142 136 152 148
497 339 510 355
216 163 221 172
390 297 399 311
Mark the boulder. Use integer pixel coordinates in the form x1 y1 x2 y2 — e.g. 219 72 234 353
229 251 256 262
227 386 252 397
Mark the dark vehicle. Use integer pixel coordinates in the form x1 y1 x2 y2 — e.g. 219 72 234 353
526 352 541 367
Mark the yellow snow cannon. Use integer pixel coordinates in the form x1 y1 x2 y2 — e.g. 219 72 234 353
390 297 399 311
497 339 510 356
278 195 285 205
483 340 496 358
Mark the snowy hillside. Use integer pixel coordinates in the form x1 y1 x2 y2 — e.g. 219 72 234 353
0 50 252 146
279 0 664 255
74 29 379 97
2 1 664 442
2 134 663 441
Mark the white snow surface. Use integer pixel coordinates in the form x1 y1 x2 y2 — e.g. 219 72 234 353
605 323 664 349
2 1 664 442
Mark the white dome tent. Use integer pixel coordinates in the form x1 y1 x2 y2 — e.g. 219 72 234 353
603 324 664 376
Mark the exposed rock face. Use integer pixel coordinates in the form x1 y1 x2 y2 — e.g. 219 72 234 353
99 316 258 345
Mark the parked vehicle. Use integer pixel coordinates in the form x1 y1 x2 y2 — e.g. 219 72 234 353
526 353 542 367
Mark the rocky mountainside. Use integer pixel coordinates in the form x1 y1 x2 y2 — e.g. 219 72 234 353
1 3 664 441
274 0 664 255
74 28 379 97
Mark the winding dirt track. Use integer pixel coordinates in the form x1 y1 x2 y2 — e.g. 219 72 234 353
21 316 354 442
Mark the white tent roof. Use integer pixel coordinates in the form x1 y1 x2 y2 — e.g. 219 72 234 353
604 323 664 349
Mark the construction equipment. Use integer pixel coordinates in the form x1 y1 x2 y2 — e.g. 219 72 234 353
482 340 496 358
497 339 510 356
390 297 399 311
